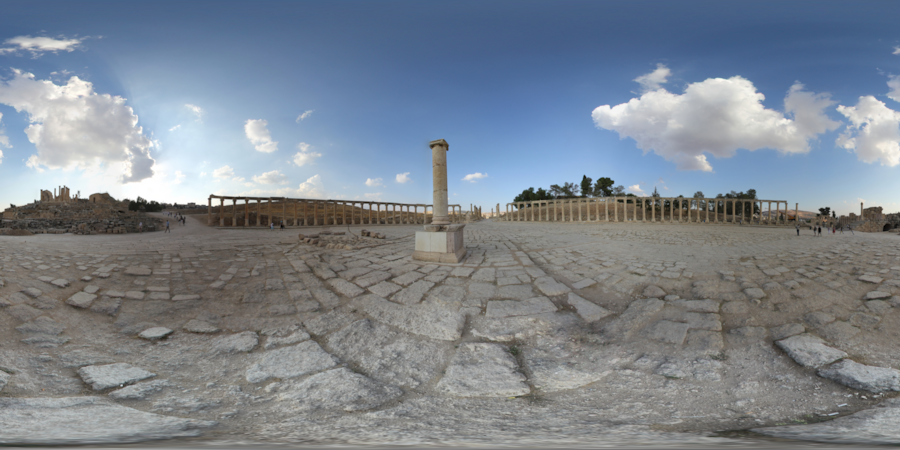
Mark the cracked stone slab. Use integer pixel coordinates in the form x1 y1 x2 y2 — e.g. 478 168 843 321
326 318 449 388
276 367 402 412
109 379 172 400
776 333 847 368
818 359 900 393
78 363 156 391
643 320 690 345
138 327 173 340
0 397 214 445
523 343 624 392
858 275 883 284
436 343 529 397
245 340 338 383
327 277 364 298
599 298 664 340
358 294 464 341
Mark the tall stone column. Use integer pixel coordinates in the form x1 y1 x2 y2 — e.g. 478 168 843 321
232 199 237 227
219 198 224 227
208 197 212 225
244 200 250 226
427 139 451 225
860 202 864 219
651 198 655 222
613 197 618 222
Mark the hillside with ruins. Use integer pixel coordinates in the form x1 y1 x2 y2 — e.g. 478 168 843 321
1 186 165 235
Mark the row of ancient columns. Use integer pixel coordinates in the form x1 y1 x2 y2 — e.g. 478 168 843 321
207 197 465 227
504 198 793 225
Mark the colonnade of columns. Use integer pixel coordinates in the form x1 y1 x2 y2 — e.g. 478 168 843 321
207 196 467 227
503 198 792 225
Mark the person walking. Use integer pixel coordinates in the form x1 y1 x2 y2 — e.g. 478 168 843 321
165 220 170 233
796 224 800 236
139 221 143 233
279 220 285 231
849 225 854 235
270 222 274 231
840 226 844 234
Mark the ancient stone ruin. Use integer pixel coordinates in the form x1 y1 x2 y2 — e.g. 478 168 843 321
1 188 164 235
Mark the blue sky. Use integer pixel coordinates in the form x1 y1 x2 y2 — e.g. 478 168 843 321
1 1 899 216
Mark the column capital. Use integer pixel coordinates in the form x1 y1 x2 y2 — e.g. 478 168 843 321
429 139 449 150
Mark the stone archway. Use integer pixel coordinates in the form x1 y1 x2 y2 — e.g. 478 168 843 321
884 224 894 232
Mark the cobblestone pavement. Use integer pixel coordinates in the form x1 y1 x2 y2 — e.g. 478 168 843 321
1 216 899 446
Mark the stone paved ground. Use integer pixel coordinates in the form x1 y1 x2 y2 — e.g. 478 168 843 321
1 215 899 446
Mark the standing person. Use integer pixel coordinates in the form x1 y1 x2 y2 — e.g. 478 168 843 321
280 220 285 231
139 221 143 233
796 223 800 236
849 225 854 235
270 222 274 231
818 226 822 236
840 226 844 234
165 220 170 233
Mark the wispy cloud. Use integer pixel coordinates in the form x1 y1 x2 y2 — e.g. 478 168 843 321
185 103 204 122
396 172 411 183
252 169 289 185
296 110 314 123
365 177 383 187
0 35 88 57
169 124 181 132
462 172 488 182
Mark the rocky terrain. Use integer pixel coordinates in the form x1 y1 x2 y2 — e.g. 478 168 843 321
1 216 899 446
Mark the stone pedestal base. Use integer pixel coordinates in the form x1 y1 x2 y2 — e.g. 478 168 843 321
412 224 467 263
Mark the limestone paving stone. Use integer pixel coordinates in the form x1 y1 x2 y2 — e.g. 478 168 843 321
818 359 900 393
276 368 402 412
753 398 900 445
866 300 892 315
78 363 156 391
124 267 152 276
21 288 42 298
245 340 338 383
326 278 365 298
392 280 435 305
485 297 557 318
776 334 848 368
16 316 65 335
172 294 200 301
211 331 259 353
108 379 171 400
600 298 664 339
818 321 861 343
566 292 612 322
125 291 145 300
138 327 173 340
436 343 529 397
771 323 805 340
864 291 891 300
359 294 464 341
535 277 571 296
0 371 8 392
326 318 449 388
0 397 215 445
368 281 401 298
858 275 883 284
50 278 70 288
66 292 97 309
642 285 667 298
643 320 690 345
91 297 122 316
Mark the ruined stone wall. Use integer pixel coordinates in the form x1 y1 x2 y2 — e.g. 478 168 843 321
1 195 163 235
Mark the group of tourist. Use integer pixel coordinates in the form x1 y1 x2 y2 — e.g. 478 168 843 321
269 221 286 230
798 223 853 236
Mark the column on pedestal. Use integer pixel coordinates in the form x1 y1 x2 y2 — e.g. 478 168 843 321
429 139 451 225
219 198 224 227
232 199 237 227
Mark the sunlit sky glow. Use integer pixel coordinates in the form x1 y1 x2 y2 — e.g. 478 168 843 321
1 1 899 215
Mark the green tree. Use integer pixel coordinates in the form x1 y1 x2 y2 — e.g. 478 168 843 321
580 175 593 198
593 177 614 197
818 207 831 217
612 185 625 196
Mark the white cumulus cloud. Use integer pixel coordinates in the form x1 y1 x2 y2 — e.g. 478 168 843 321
173 170 185 184
364 192 383 201
0 69 156 183
396 172 411 183
894 47 900 55
887 75 900 103
0 35 85 57
627 184 646 196
184 103 204 122
634 63 671 93
252 169 289 185
365 177 383 187
836 96 900 167
291 142 321 166
592 72 839 172
213 165 244 182
244 119 278 153
462 172 488 182
296 110 314 122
